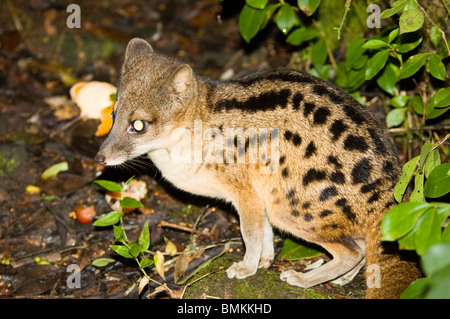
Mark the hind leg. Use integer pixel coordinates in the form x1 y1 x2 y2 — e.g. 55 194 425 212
330 239 366 286
280 239 364 288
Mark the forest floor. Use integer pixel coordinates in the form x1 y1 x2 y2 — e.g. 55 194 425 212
0 0 367 299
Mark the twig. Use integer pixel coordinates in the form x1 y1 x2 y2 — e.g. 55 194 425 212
389 124 450 133
159 220 207 236
414 0 450 56
312 20 337 70
335 0 352 40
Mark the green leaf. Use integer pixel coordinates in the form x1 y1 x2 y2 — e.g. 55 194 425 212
41 161 69 181
278 238 323 261
427 54 446 81
139 220 150 251
388 28 400 43
246 0 268 10
421 243 450 277
119 196 144 208
260 3 281 30
419 141 434 172
365 49 389 80
410 171 424 202
400 278 429 299
286 27 319 46
381 202 429 241
386 107 407 128
274 3 299 34
426 87 450 119
113 225 126 242
394 155 418 202
380 0 409 19
376 63 398 95
390 95 409 108
433 87 450 108
415 209 441 255
311 38 327 67
94 180 123 192
394 36 422 53
410 95 424 115
93 210 123 227
430 25 442 47
399 9 424 33
399 53 428 79
424 163 450 198
110 245 132 258
92 258 116 267
129 242 143 257
297 0 321 16
239 4 266 43
424 148 441 179
139 258 154 268
362 39 389 50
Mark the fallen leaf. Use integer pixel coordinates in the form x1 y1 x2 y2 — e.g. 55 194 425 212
138 276 150 295
155 250 165 280
41 161 69 181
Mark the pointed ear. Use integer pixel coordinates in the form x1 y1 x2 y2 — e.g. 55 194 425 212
172 65 193 97
123 38 153 69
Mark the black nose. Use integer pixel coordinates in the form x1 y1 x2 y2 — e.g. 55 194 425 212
95 154 106 165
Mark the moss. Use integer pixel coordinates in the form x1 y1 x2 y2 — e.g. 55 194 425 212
182 251 362 299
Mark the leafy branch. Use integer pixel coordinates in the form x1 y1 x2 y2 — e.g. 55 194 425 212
92 178 172 296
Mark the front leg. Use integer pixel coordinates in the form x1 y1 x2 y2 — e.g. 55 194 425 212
227 195 267 279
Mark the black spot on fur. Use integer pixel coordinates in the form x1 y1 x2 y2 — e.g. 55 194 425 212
344 135 369 152
304 213 313 222
290 198 299 207
343 104 366 125
292 92 304 110
292 133 302 146
335 198 356 222
330 119 348 141
320 210 333 218
215 89 291 112
382 161 395 175
327 156 343 169
284 130 293 141
291 209 300 217
330 171 345 184
279 155 286 165
313 107 331 125
282 167 289 178
360 178 381 193
319 186 339 201
303 102 316 117
303 169 327 186
368 128 386 154
302 202 311 209
351 158 372 184
304 141 317 158
286 189 296 198
368 192 380 203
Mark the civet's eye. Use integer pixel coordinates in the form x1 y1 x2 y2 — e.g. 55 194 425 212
129 120 147 133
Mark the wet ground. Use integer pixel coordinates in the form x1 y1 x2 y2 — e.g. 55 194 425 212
0 0 367 299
